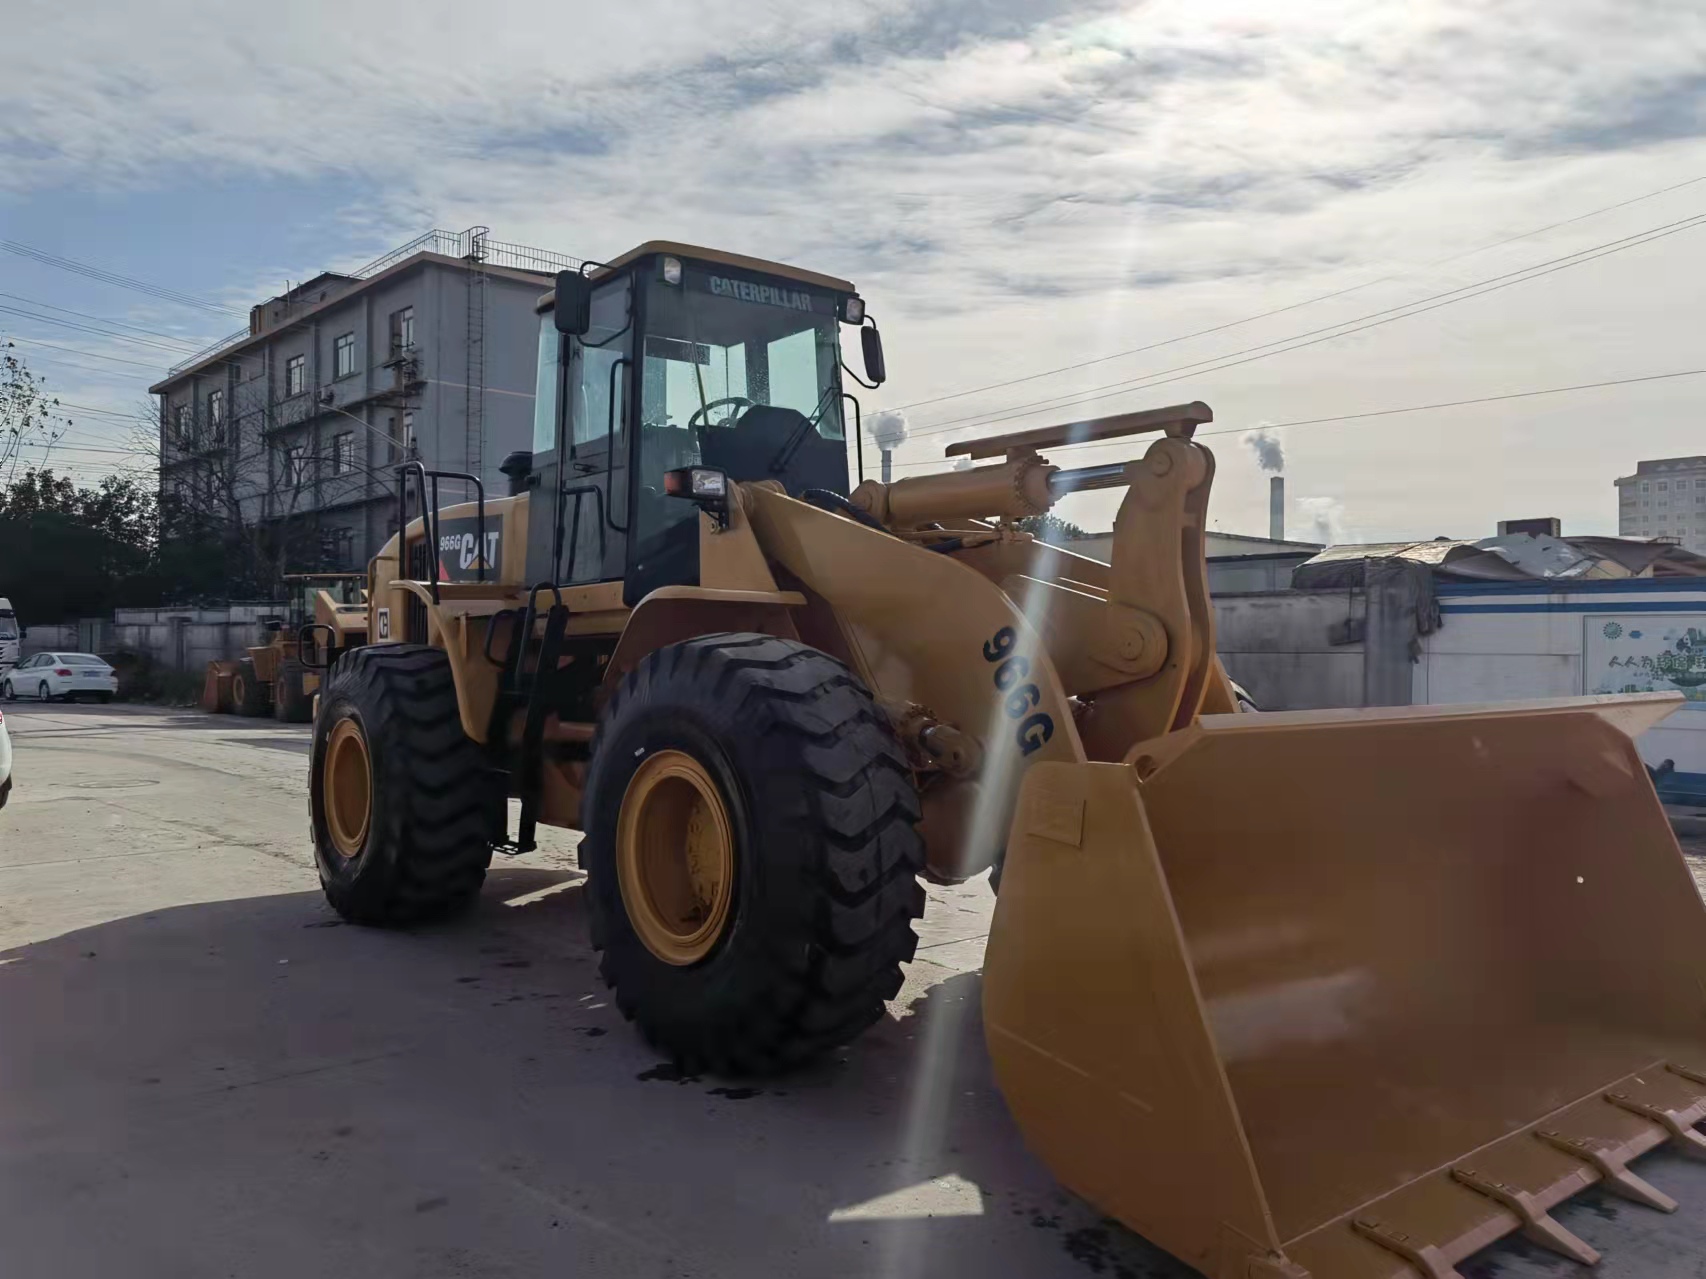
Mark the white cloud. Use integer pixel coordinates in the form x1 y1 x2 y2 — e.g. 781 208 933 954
6 0 1706 532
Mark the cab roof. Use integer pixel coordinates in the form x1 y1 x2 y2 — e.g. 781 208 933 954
537 240 856 311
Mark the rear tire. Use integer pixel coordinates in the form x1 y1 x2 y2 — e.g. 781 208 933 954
310 644 499 925
273 658 313 723
583 633 925 1075
97 693 112 704
37 682 51 703
233 659 268 717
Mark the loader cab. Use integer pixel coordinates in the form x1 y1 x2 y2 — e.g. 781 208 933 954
526 243 875 605
281 573 366 631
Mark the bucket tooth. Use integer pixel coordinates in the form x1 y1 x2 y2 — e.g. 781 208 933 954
1667 1061 1706 1088
1533 1128 1677 1212
1448 1167 1599 1266
1603 1088 1706 1156
1348 1217 1463 1279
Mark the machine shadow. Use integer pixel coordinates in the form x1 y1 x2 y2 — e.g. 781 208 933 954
0 867 1188 1279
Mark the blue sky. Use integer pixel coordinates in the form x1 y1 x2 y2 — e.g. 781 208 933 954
4 0 1706 539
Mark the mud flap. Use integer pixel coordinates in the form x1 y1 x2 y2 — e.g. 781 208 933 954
984 693 1706 1278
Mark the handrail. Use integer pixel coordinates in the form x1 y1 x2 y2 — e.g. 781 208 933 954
395 462 487 604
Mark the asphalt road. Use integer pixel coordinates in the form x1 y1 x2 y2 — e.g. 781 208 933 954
5 702 1706 1279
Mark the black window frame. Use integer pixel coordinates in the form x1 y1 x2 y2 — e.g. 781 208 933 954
333 332 357 380
285 354 307 397
331 430 355 476
280 443 307 490
390 306 415 353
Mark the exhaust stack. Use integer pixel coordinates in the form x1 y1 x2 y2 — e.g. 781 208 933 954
1269 475 1284 541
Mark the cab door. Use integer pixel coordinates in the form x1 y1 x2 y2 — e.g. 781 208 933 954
525 275 633 586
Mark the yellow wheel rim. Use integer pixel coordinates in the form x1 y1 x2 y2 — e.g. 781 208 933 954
616 749 736 966
324 718 373 859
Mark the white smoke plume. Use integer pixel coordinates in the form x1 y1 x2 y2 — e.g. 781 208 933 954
1241 424 1285 474
1295 496 1348 545
867 408 910 451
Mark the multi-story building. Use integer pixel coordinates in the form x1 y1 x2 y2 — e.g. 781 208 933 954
1615 457 1706 554
150 228 576 571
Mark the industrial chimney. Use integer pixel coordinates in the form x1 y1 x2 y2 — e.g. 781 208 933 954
1269 476 1285 541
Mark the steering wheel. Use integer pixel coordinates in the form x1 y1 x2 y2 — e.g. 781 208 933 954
687 396 755 432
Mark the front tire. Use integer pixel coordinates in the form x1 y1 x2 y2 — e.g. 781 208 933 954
583 633 925 1075
3 682 13 701
233 658 268 717
310 644 499 925
273 658 312 723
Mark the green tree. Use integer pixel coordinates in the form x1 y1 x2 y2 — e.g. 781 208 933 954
1016 513 1091 543
0 468 161 622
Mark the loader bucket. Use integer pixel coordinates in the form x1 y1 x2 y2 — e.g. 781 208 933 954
984 693 1706 1279
201 660 238 714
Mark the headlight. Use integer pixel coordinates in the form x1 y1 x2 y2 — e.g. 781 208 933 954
842 295 866 324
664 466 727 499
661 256 683 286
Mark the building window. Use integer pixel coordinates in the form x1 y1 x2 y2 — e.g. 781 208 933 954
174 404 190 442
207 390 224 438
285 354 306 397
331 431 354 476
387 411 418 461
390 306 415 353
334 332 356 379
281 443 307 490
1659 482 1669 491
1642 482 1650 492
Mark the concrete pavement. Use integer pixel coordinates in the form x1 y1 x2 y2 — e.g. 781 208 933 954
4 702 1706 1278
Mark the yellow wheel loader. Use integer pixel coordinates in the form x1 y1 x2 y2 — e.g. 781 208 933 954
205 573 368 719
309 240 1706 1278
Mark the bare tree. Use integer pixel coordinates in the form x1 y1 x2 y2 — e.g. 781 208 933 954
1 340 71 485
148 368 414 597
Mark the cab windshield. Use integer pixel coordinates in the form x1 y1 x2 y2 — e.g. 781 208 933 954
625 261 850 596
0 612 16 640
639 266 844 469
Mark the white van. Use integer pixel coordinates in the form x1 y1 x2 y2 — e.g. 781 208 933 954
0 600 18 670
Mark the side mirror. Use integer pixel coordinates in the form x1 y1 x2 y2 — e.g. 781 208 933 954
553 269 592 336
861 325 887 387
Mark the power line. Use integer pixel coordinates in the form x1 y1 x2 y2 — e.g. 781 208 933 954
0 240 242 317
0 304 207 356
55 401 147 422
2 335 171 372
885 169 1706 416
904 209 1706 440
10 440 143 457
885 365 1706 475
0 293 212 352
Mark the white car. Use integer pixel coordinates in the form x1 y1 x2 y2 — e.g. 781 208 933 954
2 652 118 703
0 705 11 809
